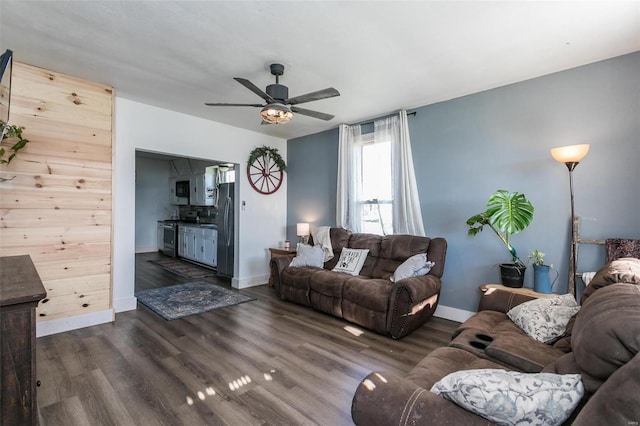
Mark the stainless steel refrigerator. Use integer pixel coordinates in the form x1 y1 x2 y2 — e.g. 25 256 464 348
216 183 234 278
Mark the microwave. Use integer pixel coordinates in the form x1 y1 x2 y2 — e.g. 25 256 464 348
176 180 190 199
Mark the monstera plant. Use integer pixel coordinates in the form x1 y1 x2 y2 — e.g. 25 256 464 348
466 190 534 287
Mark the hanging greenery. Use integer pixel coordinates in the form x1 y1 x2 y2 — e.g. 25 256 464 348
247 145 287 173
1 124 29 182
1 124 29 165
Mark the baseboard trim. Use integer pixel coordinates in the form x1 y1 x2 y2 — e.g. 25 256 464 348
36 308 115 337
114 296 138 313
434 305 476 323
232 274 269 289
135 247 158 254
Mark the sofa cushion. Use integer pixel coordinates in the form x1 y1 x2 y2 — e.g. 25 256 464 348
342 277 393 312
453 310 510 338
572 283 640 394
348 233 382 277
309 270 350 297
431 369 584 426
405 346 509 390
580 257 640 304
507 294 579 343
281 266 317 290
485 333 567 373
332 248 369 276
380 234 430 260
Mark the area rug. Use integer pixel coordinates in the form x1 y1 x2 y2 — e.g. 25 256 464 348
149 258 217 279
135 281 256 320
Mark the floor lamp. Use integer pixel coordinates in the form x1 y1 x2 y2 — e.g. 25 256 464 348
550 144 590 298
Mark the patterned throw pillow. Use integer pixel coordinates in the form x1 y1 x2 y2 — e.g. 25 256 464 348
507 293 580 343
332 248 369 276
430 369 584 426
390 253 435 282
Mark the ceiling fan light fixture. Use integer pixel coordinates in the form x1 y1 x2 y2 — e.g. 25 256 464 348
260 103 294 124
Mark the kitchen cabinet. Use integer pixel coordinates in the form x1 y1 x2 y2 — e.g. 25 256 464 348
189 173 216 206
178 225 217 267
168 177 179 205
177 226 186 257
198 228 217 267
190 173 216 206
185 226 196 260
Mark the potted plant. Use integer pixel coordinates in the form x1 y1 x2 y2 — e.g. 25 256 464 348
466 189 534 287
528 249 558 294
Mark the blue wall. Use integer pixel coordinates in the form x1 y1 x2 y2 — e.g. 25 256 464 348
287 52 640 312
287 128 340 238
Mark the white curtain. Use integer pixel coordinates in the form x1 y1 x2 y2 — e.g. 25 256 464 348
336 123 362 231
375 111 425 236
337 111 425 236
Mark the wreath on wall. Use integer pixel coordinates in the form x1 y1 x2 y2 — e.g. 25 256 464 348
247 145 287 194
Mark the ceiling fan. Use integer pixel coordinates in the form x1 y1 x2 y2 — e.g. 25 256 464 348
205 63 340 124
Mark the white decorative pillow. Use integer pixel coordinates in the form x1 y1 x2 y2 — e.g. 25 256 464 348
430 369 584 426
289 243 324 268
390 253 435 282
507 293 580 343
332 248 369 276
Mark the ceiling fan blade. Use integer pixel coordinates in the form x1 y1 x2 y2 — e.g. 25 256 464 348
204 102 264 107
234 77 276 103
290 106 335 121
286 87 340 105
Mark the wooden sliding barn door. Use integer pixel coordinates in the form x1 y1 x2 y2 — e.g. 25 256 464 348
0 62 113 324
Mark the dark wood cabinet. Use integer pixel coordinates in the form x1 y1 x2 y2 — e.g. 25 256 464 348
1 255 46 425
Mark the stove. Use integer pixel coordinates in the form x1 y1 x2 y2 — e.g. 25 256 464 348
161 221 179 257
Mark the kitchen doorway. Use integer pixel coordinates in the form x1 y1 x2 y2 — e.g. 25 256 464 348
134 150 239 292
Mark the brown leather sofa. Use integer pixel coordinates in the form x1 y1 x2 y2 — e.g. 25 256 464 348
352 257 640 425
270 228 447 339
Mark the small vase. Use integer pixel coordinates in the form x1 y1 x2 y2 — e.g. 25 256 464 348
533 264 559 294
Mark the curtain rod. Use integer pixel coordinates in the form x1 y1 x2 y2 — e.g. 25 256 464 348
351 111 416 127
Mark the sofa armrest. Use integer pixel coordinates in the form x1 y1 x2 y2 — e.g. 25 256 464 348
352 371 490 425
270 255 293 295
477 287 537 313
387 275 442 338
393 274 441 304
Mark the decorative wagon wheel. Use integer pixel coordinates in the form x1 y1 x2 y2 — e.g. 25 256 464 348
246 146 286 195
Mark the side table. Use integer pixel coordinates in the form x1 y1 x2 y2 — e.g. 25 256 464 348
479 284 556 299
268 247 297 287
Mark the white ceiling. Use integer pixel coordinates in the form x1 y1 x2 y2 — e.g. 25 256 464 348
1 1 639 140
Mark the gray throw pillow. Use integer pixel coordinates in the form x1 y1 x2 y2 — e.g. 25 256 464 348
431 369 584 426
507 293 580 343
289 243 324 268
390 253 435 282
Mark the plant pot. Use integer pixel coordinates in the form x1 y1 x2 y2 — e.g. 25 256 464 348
533 264 559 294
500 263 526 288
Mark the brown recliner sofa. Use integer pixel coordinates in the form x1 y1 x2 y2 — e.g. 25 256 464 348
270 228 447 339
352 257 640 425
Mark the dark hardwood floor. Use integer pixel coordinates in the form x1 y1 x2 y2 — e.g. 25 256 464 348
36 252 459 425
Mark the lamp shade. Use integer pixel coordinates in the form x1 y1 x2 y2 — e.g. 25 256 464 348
260 103 293 124
550 144 590 163
296 222 310 237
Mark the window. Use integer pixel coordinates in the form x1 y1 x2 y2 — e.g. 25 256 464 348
337 112 424 237
359 137 393 235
